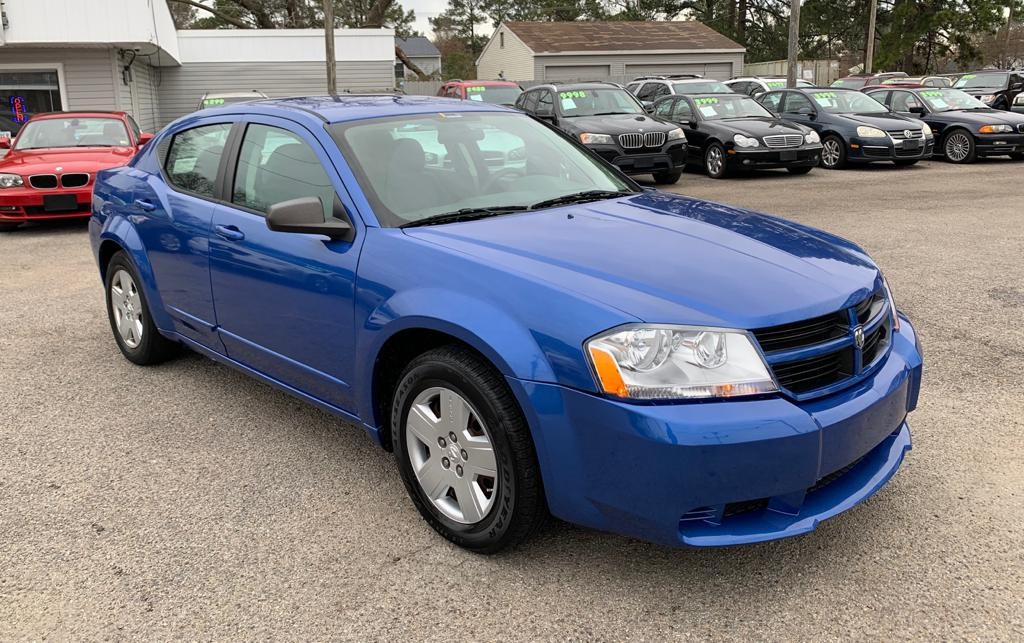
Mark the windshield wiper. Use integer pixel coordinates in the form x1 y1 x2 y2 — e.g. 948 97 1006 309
590 111 635 116
529 190 632 211
400 206 529 228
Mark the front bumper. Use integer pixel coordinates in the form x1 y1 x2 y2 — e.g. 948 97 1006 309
726 145 821 169
974 132 1024 157
849 136 934 162
588 141 687 175
512 316 922 547
0 185 92 222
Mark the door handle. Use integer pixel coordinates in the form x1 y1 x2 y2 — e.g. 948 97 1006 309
214 224 245 241
133 199 156 211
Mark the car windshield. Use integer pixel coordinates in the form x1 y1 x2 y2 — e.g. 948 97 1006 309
672 81 733 94
464 85 522 105
917 89 988 112
830 78 869 89
954 72 1008 89
13 117 130 149
808 90 888 114
557 88 643 116
332 111 633 227
692 95 774 120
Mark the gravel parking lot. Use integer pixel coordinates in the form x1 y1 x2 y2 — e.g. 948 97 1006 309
1 158 1022 641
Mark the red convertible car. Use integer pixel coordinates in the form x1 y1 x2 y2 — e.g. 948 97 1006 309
0 111 152 230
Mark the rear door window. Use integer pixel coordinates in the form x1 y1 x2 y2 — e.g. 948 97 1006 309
164 123 233 198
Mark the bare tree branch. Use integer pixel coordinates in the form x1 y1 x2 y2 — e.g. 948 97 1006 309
167 0 252 29
396 45 430 81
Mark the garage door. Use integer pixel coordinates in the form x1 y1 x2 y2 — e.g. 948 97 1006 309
624 62 734 80
543 65 611 81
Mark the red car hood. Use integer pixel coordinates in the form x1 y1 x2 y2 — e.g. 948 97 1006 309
0 146 137 175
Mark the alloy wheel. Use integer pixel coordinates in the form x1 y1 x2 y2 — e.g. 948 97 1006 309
821 139 842 167
706 146 724 177
405 386 498 524
945 132 972 162
110 269 144 349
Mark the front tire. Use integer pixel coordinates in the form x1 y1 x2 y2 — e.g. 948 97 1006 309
391 345 547 553
104 251 179 365
704 143 729 179
943 129 976 163
652 170 682 185
820 135 847 169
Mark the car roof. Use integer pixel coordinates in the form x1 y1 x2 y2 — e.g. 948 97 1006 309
29 110 128 120
536 81 624 90
446 80 519 87
203 90 267 98
193 94 517 126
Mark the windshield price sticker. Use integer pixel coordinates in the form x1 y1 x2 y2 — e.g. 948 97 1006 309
694 97 719 106
203 98 226 106
814 92 838 99
767 81 785 89
961 74 976 80
921 90 943 97
468 86 486 93
559 91 587 100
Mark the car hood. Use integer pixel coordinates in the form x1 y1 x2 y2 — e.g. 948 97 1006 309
560 113 676 135
833 112 921 130
403 192 880 328
0 146 137 175
710 117 809 138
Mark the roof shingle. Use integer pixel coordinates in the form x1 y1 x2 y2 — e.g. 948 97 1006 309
396 36 440 57
503 21 744 54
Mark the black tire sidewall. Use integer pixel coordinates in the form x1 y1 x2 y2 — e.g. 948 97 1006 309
104 252 162 365
391 356 520 550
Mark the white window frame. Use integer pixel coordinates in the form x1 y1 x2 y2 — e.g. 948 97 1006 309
0 62 70 114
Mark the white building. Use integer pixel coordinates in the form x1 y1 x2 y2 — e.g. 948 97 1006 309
0 0 395 135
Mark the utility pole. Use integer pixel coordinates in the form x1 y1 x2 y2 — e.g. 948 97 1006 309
787 0 801 88
865 0 878 73
324 0 336 94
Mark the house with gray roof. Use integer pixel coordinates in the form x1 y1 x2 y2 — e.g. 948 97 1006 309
396 36 442 80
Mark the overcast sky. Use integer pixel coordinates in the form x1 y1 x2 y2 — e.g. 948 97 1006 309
405 0 468 39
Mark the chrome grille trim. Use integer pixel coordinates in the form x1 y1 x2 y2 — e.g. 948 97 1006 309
59 173 90 188
888 129 924 141
618 132 667 149
28 174 58 189
763 134 804 148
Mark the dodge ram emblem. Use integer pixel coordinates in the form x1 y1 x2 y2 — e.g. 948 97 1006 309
853 325 865 349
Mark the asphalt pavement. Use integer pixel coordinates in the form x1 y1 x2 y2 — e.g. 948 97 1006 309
1 158 1022 641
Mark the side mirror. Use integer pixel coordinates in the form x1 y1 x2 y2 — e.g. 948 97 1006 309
641 100 654 112
137 132 155 146
909 106 926 115
796 106 815 116
1012 83 1023 91
0 136 10 150
688 120 698 129
266 196 353 241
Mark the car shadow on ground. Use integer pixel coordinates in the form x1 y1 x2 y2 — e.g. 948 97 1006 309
1 218 89 236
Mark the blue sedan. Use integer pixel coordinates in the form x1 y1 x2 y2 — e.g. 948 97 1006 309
89 96 922 552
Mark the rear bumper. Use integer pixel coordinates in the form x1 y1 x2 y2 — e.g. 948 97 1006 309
511 315 922 547
0 187 92 221
726 146 821 169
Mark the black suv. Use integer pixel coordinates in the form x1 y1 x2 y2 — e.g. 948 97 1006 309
515 82 687 184
952 70 1024 111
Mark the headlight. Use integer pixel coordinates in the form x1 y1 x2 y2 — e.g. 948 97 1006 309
585 325 778 400
580 132 614 145
733 134 760 148
979 95 996 104
805 130 820 144
1015 94 1024 105
666 127 686 141
979 124 1012 133
882 276 900 331
856 126 886 138
0 173 23 188
920 123 933 138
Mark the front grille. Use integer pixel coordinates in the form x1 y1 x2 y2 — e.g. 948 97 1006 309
1018 123 1024 133
809 455 865 494
29 174 58 189
763 134 804 148
888 129 924 141
618 131 666 149
752 289 892 398
59 173 89 188
723 498 770 518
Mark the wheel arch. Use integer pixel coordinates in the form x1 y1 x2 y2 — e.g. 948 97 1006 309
96 221 173 332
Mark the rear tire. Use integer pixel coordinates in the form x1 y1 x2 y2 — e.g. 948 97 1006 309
391 345 548 553
104 251 179 365
704 143 729 179
786 166 813 175
652 170 682 185
943 129 976 163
